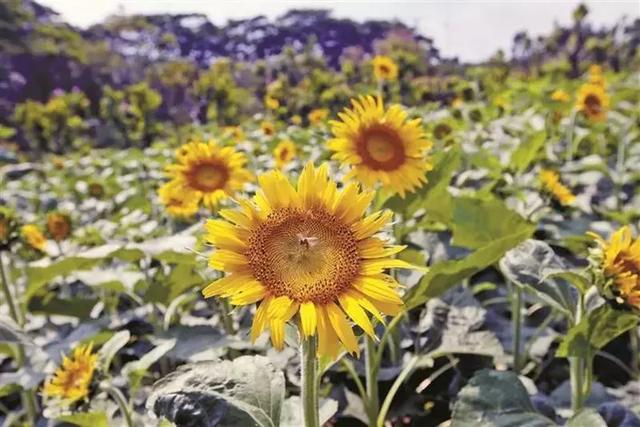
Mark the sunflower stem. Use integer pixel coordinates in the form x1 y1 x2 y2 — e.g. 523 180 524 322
511 284 524 374
0 251 38 425
365 336 379 427
301 335 320 427
565 109 577 161
101 383 134 427
570 292 586 414
219 299 236 335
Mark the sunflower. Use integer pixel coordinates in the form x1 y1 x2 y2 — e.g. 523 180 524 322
291 115 302 126
308 108 329 126
88 182 105 198
202 163 419 358
372 55 398 81
328 95 432 198
163 140 253 211
539 169 575 206
46 212 71 241
588 64 606 87
43 343 97 404
576 83 609 122
551 89 570 103
261 121 276 136
21 225 46 251
223 126 245 143
274 140 296 169
0 207 18 250
158 181 200 218
265 96 280 110
587 226 640 309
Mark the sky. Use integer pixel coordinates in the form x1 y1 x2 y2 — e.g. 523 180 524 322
38 0 640 62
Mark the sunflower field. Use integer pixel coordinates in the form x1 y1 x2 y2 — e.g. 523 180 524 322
1 2 640 426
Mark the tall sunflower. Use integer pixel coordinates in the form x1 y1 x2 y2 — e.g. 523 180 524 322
372 56 399 81
274 140 296 169
163 140 253 211
588 226 640 309
158 181 200 218
203 163 419 358
43 343 97 404
328 95 432 197
576 83 609 122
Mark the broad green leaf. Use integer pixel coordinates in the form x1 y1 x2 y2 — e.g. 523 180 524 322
384 146 461 218
451 370 555 427
451 197 535 250
542 270 592 295
147 356 285 427
25 257 103 301
56 411 109 427
28 296 98 319
566 408 607 427
557 304 639 358
405 228 531 309
510 131 547 174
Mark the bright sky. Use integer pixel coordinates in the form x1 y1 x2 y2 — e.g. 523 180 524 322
38 0 640 62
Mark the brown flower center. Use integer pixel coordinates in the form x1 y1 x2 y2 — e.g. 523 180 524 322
584 94 602 115
356 124 406 171
187 162 228 192
245 208 360 303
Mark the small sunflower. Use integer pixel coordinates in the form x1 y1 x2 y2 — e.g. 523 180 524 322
261 121 276 136
328 95 433 197
88 182 105 198
158 181 200 218
576 83 609 122
265 96 280 110
43 343 97 404
372 55 398 81
164 140 254 211
223 126 245 143
46 212 71 242
308 108 329 126
0 207 18 250
274 140 296 169
539 169 575 206
291 115 302 126
551 89 570 103
588 64 606 87
587 226 640 309
21 224 46 251
203 163 419 358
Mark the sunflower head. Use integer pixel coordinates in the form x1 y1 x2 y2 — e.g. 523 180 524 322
265 96 280 110
308 108 329 125
576 83 609 122
261 121 276 136
51 155 65 170
164 140 253 211
328 95 432 198
551 89 570 103
21 224 46 252
203 163 420 358
223 126 245 143
587 226 640 310
88 182 105 198
43 343 98 404
291 115 302 126
274 140 296 169
0 207 19 250
158 181 200 218
46 212 71 242
588 64 606 87
372 55 399 81
539 169 575 206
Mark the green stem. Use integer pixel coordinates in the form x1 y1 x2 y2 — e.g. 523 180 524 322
377 356 418 427
630 327 640 379
565 109 577 161
101 383 134 427
0 251 38 424
570 292 586 413
219 299 236 335
365 336 379 427
512 285 523 374
301 336 320 427
339 358 369 414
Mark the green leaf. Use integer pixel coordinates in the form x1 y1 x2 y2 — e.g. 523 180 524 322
123 340 175 391
147 356 285 427
405 228 532 309
384 147 461 218
56 411 109 427
510 131 547 174
98 330 130 372
25 257 103 301
28 296 98 319
566 408 607 427
451 370 555 427
0 316 32 345
451 197 535 250
542 270 592 294
557 304 639 358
